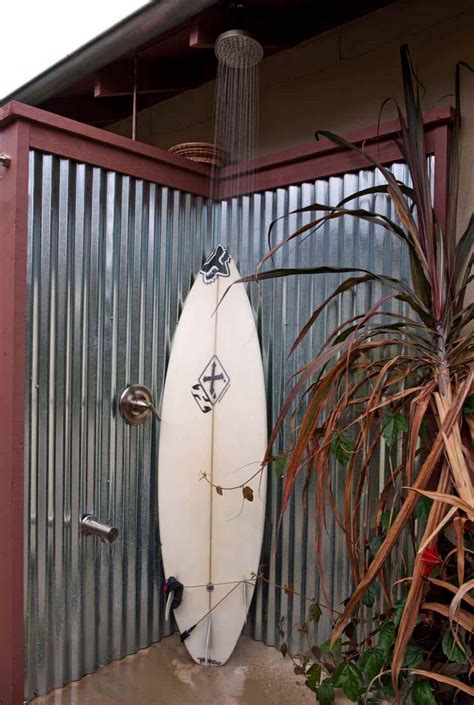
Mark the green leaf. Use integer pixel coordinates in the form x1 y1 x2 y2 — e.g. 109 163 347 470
463 394 474 414
392 594 407 627
362 581 380 608
316 680 335 705
369 534 383 555
331 663 345 687
332 662 362 701
305 663 322 692
320 637 342 655
330 432 354 465
343 620 356 641
380 510 397 532
403 643 423 667
412 680 437 705
414 496 432 522
441 631 468 664
309 601 322 622
378 621 396 660
273 455 286 479
360 647 384 682
383 412 408 448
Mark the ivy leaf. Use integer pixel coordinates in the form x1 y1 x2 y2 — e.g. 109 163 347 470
463 394 474 413
380 510 397 532
360 648 384 682
305 663 321 692
309 602 322 622
414 496 432 522
273 455 286 479
392 594 407 627
330 432 354 465
368 534 383 555
378 621 396 660
320 637 342 654
280 643 287 658
331 662 345 687
215 486 223 496
383 412 408 448
343 621 356 641
316 680 335 705
412 680 437 705
403 643 423 667
242 486 254 502
441 631 468 664
332 662 362 701
342 668 362 701
362 581 380 608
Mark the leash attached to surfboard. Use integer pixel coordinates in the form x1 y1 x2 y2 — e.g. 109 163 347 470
163 577 184 621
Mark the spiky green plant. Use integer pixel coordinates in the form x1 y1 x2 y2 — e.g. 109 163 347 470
241 46 473 702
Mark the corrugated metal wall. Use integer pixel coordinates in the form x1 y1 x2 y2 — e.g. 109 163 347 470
25 149 422 700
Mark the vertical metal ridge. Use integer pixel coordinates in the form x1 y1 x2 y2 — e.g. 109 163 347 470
25 153 419 699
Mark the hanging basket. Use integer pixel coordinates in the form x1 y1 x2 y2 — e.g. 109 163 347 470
168 142 226 167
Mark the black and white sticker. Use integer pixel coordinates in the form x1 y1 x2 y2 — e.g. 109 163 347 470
191 355 230 412
200 244 231 284
191 384 213 414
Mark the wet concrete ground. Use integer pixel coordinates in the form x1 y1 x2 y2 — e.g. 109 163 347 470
31 634 317 705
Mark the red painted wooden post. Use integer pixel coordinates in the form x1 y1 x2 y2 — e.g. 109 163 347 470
0 119 30 705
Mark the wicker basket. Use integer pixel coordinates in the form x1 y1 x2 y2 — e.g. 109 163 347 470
168 142 226 167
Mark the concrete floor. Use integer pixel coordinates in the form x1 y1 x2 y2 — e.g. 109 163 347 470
31 634 317 705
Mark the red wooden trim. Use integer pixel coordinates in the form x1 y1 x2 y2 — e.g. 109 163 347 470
219 105 454 197
29 123 210 196
0 101 210 196
0 121 30 705
0 101 454 200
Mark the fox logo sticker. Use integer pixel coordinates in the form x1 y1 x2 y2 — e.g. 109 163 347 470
200 244 231 284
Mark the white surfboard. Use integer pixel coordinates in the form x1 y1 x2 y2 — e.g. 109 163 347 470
158 244 267 666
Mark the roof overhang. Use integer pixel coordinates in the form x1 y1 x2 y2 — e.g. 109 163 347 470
2 0 396 128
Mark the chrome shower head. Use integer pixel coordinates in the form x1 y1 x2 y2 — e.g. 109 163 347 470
215 29 263 69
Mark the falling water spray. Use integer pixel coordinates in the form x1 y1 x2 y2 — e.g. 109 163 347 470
210 29 263 200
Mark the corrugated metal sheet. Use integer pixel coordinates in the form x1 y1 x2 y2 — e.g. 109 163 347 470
25 150 424 700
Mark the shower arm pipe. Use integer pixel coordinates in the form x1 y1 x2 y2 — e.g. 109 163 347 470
1 0 217 106
132 56 138 141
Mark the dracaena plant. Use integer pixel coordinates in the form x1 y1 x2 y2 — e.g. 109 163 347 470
240 45 474 703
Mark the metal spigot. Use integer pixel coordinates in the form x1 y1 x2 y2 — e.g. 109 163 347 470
80 515 118 543
0 152 12 180
119 384 161 425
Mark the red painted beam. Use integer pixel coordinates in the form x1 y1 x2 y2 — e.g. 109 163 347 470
218 105 455 197
0 101 454 201
0 120 29 705
0 101 211 197
94 61 198 98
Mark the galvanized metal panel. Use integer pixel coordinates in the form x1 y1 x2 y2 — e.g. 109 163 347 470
25 151 425 699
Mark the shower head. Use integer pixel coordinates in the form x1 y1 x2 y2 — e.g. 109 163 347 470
215 29 263 69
